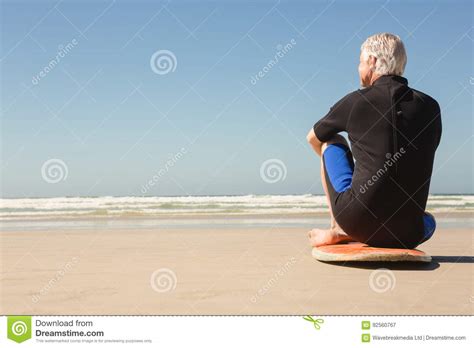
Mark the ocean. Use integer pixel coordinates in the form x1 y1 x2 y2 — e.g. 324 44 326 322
1 194 473 220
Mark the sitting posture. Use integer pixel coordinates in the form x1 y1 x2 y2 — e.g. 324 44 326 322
307 33 441 249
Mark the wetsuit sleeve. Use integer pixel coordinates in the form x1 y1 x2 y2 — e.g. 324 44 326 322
313 92 356 142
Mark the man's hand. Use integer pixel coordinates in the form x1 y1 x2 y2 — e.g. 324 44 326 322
306 128 323 156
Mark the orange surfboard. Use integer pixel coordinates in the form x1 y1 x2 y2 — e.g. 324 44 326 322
312 242 431 262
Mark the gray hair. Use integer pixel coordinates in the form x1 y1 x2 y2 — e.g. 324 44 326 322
361 33 407 76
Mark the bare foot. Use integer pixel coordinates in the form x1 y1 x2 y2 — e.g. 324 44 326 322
308 228 355 247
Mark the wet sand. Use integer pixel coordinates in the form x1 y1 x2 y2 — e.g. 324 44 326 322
1 223 473 315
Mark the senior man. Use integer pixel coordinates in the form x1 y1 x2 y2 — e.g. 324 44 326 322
307 33 442 249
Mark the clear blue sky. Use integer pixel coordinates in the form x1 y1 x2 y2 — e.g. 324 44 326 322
1 0 472 198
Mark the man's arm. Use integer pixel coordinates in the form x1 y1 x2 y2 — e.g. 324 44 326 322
308 91 356 156
306 128 323 156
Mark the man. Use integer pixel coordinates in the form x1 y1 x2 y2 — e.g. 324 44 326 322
306 33 441 249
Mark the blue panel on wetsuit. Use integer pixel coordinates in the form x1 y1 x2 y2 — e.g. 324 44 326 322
421 212 436 243
323 143 354 193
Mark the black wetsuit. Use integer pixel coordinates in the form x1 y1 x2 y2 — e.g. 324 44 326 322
313 75 442 248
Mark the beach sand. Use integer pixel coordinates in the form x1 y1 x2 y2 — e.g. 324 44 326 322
1 220 473 315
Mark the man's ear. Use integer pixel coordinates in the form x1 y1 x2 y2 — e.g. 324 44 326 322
369 55 377 71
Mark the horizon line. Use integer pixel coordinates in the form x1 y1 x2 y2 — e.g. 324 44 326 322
1 193 473 199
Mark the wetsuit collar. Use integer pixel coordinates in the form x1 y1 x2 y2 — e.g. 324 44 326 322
372 74 408 86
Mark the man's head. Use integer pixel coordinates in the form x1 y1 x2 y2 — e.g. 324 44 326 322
358 33 407 87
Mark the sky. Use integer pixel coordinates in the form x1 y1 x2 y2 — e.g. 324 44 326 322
1 0 472 198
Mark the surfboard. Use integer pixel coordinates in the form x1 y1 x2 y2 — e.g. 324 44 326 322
312 242 431 262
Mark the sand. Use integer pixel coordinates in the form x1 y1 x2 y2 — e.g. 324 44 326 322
1 223 473 315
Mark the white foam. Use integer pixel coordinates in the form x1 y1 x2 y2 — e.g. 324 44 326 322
0 195 472 220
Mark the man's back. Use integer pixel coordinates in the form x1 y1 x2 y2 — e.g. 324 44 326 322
313 74 442 247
